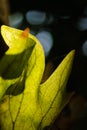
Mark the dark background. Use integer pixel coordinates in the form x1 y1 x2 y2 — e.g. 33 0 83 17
10 0 87 15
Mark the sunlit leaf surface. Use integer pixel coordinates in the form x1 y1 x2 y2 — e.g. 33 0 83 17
0 25 75 130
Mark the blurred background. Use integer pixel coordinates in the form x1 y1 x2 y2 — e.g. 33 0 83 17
0 0 87 129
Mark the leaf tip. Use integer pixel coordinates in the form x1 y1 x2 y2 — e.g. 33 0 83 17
21 27 30 38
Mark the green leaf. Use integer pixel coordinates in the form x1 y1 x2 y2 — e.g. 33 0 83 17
39 50 75 129
0 25 75 130
0 25 45 100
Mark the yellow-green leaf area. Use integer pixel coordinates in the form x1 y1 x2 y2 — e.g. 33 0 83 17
0 25 75 130
0 25 45 100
